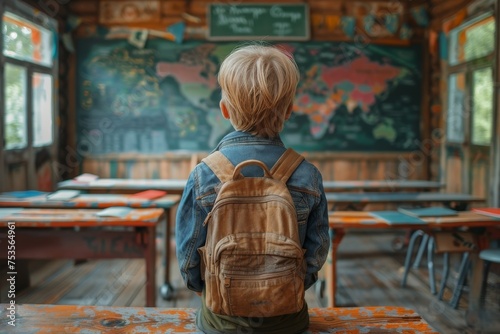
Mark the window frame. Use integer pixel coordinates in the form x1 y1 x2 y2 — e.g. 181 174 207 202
446 12 496 148
1 0 58 156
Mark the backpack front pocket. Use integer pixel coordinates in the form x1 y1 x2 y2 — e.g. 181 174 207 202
214 233 306 317
219 266 304 317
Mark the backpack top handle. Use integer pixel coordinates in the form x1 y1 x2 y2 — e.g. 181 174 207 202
232 160 273 180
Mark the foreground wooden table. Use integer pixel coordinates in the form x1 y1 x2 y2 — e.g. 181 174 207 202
0 304 437 333
0 193 181 300
0 208 164 307
326 211 500 308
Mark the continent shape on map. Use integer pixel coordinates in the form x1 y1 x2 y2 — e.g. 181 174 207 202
294 55 404 140
155 45 232 148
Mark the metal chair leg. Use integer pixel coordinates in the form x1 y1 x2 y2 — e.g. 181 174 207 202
480 260 491 307
427 237 436 294
437 252 450 300
413 233 429 269
402 230 425 287
450 252 470 309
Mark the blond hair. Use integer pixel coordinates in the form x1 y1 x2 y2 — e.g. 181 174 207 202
218 44 299 138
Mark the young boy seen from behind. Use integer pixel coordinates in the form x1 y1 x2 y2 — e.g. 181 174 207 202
176 43 330 334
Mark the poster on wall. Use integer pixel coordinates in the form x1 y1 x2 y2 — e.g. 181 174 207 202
99 1 160 24
349 2 404 38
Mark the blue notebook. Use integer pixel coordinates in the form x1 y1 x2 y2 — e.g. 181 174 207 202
2 190 47 198
370 211 426 225
397 207 458 217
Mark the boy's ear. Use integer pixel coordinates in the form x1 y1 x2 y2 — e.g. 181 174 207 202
220 101 230 119
285 104 293 120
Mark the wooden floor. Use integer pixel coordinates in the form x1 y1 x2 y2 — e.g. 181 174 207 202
2 231 500 333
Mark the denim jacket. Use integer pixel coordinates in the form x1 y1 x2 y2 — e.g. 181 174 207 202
176 131 330 293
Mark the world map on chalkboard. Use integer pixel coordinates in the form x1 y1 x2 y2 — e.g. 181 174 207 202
76 39 421 154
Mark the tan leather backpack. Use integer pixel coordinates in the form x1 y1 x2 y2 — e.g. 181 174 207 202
198 148 307 317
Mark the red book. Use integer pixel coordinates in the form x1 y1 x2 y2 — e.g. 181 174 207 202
473 208 500 219
130 190 167 200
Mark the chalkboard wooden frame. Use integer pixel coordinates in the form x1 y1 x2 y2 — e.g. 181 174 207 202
207 3 310 41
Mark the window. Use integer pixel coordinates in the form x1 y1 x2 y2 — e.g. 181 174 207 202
446 15 495 146
1 4 57 151
4 63 27 149
33 73 53 147
3 12 54 67
446 72 466 143
471 67 493 145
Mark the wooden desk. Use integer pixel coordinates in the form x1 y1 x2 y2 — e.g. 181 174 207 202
326 211 500 308
326 192 485 210
323 180 444 192
57 179 443 194
0 208 165 307
57 179 187 194
0 304 438 333
0 193 181 301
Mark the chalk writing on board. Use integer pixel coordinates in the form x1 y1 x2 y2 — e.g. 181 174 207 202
76 39 421 153
208 4 309 41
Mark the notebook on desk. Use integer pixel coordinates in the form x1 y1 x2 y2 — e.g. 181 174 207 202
370 211 426 225
397 206 458 217
1 190 47 199
130 190 167 200
472 208 500 219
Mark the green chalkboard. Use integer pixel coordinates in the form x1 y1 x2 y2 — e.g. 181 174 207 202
208 3 310 41
76 37 422 154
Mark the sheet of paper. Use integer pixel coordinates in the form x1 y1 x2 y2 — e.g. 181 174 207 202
47 190 81 201
96 207 133 218
74 173 99 183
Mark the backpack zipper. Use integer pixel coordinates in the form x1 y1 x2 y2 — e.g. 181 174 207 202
223 267 297 288
203 195 296 227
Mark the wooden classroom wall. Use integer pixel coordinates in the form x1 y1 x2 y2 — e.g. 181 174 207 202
65 0 430 182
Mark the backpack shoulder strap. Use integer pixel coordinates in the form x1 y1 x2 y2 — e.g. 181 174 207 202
270 148 304 183
201 151 236 183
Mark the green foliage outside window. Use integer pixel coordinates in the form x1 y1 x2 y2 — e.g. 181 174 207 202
472 67 493 146
4 63 27 149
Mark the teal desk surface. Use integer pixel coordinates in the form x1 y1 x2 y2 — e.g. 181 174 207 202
57 178 442 194
0 192 180 209
325 192 484 204
322 180 444 191
57 179 187 194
